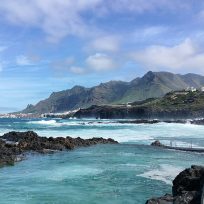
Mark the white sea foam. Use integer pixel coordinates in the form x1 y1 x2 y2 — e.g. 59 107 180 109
41 165 102 181
2 119 204 146
118 152 136 157
28 120 59 125
120 163 150 168
138 164 183 185
28 119 145 127
28 120 82 127
0 129 12 136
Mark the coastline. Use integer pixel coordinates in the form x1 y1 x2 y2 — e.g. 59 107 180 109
0 131 118 167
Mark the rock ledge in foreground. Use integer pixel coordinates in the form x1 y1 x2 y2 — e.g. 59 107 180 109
0 131 118 167
146 165 204 204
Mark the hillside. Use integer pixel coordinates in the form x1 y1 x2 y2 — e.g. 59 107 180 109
21 71 204 114
73 90 204 119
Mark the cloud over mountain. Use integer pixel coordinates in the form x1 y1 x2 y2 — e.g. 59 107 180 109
131 39 204 73
86 53 116 71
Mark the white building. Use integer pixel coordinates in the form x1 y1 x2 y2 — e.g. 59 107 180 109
186 87 197 92
191 87 197 92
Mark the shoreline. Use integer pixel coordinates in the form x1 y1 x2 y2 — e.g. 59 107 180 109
0 131 118 167
2 116 204 126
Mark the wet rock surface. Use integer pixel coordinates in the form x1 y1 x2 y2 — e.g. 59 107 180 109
146 194 173 204
0 131 118 167
146 165 204 204
151 140 164 147
117 119 204 125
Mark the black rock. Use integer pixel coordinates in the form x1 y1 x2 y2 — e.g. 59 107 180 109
146 194 173 204
0 131 118 167
172 165 204 204
146 165 204 204
151 140 164 147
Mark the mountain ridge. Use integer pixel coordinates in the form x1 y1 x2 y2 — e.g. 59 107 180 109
72 90 204 119
21 71 204 114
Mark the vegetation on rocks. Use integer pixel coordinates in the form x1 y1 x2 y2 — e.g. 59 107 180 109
21 71 204 114
72 90 204 119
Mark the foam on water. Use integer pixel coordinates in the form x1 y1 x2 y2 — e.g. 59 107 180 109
1 118 204 147
28 119 61 126
0 129 12 136
0 134 203 204
27 119 141 127
138 164 184 185
38 166 102 181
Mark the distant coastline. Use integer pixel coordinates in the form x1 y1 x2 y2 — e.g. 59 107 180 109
44 90 204 121
3 90 204 125
19 71 204 115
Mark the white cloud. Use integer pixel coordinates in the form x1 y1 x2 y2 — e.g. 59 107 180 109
131 39 204 72
52 56 87 75
53 53 118 75
0 0 102 42
69 66 86 75
133 26 168 39
101 0 190 14
89 36 120 52
86 53 116 71
0 0 192 42
16 55 33 66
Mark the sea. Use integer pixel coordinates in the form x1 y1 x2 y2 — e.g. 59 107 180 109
0 118 204 204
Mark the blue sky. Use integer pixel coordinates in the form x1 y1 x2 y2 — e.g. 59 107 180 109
1 0 204 112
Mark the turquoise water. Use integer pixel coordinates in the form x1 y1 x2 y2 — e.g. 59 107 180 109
0 118 204 204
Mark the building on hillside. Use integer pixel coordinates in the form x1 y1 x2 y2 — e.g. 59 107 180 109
186 87 197 92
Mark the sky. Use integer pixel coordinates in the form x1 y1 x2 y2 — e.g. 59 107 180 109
1 0 204 112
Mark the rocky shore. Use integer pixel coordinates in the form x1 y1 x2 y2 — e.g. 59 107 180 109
151 140 204 153
73 119 204 126
118 119 204 125
0 131 118 167
146 165 204 204
61 91 204 120
72 104 204 119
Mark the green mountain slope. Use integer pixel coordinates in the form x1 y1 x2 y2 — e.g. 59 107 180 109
117 71 191 103
21 71 204 114
73 90 204 119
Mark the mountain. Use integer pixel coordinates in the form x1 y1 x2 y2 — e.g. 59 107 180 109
72 90 204 119
21 71 204 114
